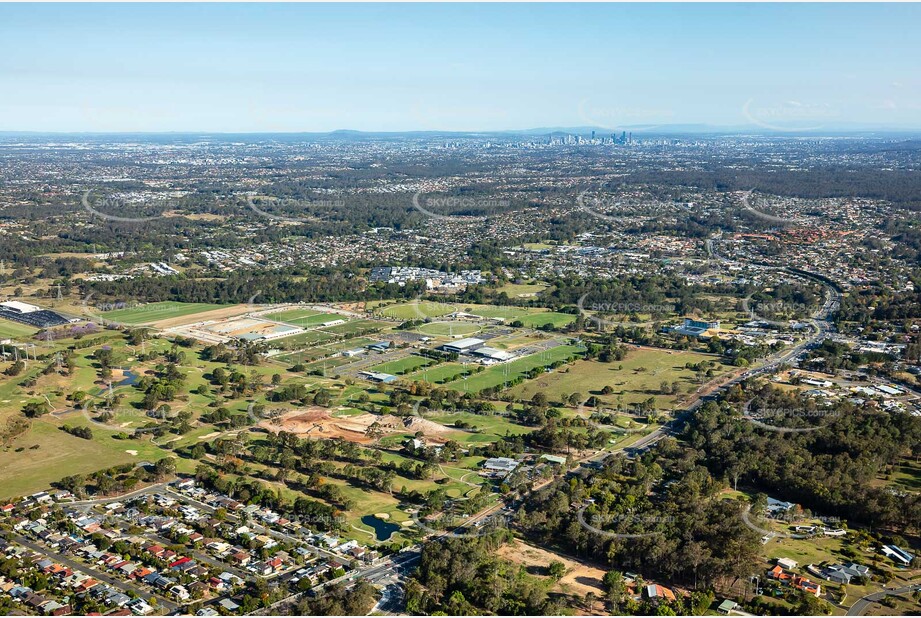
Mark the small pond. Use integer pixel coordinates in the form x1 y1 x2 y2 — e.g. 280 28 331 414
118 369 140 386
361 515 400 541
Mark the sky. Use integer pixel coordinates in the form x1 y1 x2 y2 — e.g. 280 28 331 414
1 3 919 133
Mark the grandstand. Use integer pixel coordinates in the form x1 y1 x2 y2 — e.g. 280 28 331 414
0 303 73 328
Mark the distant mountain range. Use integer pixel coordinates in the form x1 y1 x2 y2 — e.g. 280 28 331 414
2 124 921 140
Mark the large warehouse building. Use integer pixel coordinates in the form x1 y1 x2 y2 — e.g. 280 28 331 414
439 337 485 354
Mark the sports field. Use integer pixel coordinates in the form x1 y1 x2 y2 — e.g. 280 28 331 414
370 355 435 375
101 301 226 324
460 304 530 320
415 321 481 337
274 329 336 349
516 311 576 328
0 319 39 339
407 362 468 384
442 344 585 392
378 301 456 320
264 309 342 327
320 320 387 336
458 305 574 328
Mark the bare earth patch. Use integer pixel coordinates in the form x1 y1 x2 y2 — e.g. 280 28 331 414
497 539 607 598
261 408 458 444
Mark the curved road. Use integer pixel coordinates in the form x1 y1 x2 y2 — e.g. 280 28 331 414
846 582 920 616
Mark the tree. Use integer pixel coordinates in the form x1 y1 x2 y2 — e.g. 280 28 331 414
154 457 176 479
603 570 626 610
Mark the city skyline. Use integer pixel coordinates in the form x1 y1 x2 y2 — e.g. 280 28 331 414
1 3 920 133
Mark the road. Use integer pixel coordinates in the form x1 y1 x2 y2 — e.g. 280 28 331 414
69 481 169 506
615 238 841 459
5 530 180 612
157 486 345 564
846 582 920 615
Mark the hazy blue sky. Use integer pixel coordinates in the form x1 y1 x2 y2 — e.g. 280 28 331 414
1 3 919 132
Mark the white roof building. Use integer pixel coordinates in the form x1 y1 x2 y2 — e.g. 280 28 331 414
0 301 40 314
472 346 515 361
441 337 485 353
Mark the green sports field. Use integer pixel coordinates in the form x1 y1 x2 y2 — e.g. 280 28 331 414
274 329 336 349
407 362 469 384
0 319 39 339
496 282 549 297
442 344 585 393
320 320 388 336
370 355 435 375
516 311 576 328
415 321 481 336
101 302 227 324
459 304 530 320
264 308 342 327
378 301 456 320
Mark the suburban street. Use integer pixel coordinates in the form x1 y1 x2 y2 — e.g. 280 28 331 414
5 530 180 613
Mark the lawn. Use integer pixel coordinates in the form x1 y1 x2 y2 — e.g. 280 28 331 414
415 321 481 337
517 311 577 328
378 301 456 320
370 355 436 375
510 348 727 409
485 333 554 350
101 302 227 324
423 411 535 442
496 282 549 298
274 329 336 349
407 362 468 384
264 309 342 327
320 320 388 336
459 304 530 320
0 417 171 500
274 336 378 364
300 356 352 374
442 344 585 393
0 319 39 339
884 459 921 492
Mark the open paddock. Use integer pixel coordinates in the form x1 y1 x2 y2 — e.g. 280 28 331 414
510 348 727 408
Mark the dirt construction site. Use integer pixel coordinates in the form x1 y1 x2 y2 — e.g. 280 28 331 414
259 407 459 444
164 315 302 344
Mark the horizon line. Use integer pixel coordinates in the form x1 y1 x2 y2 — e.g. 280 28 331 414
2 124 921 137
